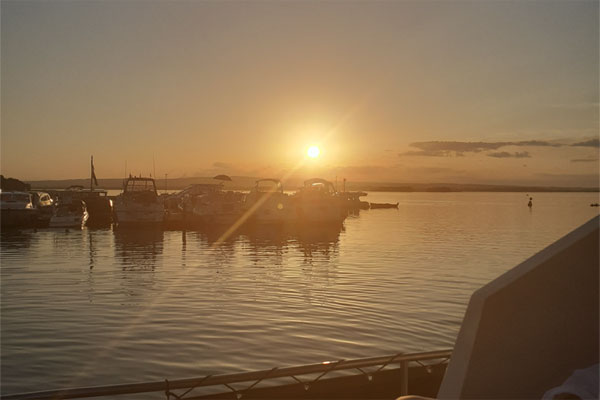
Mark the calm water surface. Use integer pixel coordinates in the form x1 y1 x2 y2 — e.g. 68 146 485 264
1 192 598 394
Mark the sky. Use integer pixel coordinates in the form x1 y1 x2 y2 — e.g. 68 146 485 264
1 0 598 187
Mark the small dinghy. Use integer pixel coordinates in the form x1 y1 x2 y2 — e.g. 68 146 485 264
49 200 89 228
369 202 399 209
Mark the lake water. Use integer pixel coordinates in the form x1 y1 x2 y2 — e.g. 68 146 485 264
1 192 598 395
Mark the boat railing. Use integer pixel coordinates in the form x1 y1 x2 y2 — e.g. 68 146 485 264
2 349 451 400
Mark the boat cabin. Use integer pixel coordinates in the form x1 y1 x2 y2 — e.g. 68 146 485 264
54 199 87 216
298 178 338 198
123 176 158 195
255 179 284 193
0 191 34 210
30 192 54 208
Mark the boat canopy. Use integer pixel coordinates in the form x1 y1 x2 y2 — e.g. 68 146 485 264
213 174 232 181
255 179 283 193
303 178 336 194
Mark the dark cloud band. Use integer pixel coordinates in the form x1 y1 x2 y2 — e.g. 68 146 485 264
571 139 600 148
399 140 561 157
571 158 598 163
487 151 531 158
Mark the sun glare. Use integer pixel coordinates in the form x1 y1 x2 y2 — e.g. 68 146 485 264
307 145 320 159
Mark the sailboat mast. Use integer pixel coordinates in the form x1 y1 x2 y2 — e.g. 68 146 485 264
90 156 93 192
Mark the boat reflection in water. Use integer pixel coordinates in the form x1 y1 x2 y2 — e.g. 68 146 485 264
113 227 164 272
112 222 343 269
0 229 34 253
206 222 341 254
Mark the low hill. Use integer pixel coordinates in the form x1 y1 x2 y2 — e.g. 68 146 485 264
1 175 31 191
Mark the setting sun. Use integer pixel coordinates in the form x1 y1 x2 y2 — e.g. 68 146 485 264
307 145 320 159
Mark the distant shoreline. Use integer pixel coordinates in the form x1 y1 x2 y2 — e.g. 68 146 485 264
23 177 599 193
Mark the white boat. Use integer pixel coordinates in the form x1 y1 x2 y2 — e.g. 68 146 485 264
51 189 113 226
0 190 36 228
49 200 89 228
185 184 245 226
113 176 164 226
30 191 55 226
293 178 346 224
243 179 295 224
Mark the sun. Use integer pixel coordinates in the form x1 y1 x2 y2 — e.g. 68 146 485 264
307 145 320 159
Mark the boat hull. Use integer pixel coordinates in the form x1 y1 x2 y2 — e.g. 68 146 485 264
81 197 113 225
243 192 296 225
295 200 346 224
114 202 164 226
1 209 36 229
48 211 89 228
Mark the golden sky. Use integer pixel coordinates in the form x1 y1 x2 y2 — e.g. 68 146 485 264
1 1 598 186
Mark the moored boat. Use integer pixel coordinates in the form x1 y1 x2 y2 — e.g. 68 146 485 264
49 199 89 228
369 202 399 209
0 191 37 229
188 184 245 226
113 176 164 227
162 183 246 228
243 179 295 224
293 178 346 224
338 191 368 211
42 157 113 226
51 189 113 226
30 191 55 227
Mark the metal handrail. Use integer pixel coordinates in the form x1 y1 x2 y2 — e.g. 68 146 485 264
2 349 451 400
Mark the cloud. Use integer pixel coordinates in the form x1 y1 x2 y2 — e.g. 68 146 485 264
571 158 599 163
399 150 455 157
409 141 507 153
487 151 531 158
399 140 562 157
335 165 400 175
515 140 562 147
213 161 234 169
549 102 600 109
571 139 600 148
405 166 466 174
190 162 246 177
